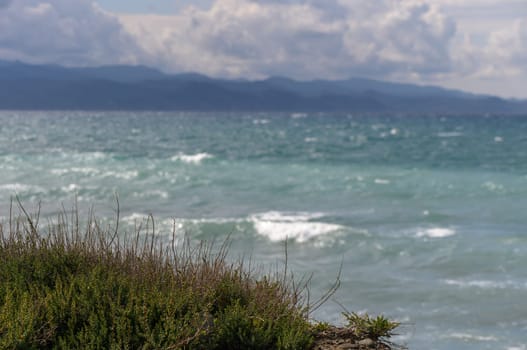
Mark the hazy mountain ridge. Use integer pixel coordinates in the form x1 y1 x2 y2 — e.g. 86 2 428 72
0 60 525 113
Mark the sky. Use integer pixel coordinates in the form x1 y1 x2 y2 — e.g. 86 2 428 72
0 0 526 98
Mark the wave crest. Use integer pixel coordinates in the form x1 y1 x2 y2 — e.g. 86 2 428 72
250 211 343 243
416 227 456 238
170 152 213 164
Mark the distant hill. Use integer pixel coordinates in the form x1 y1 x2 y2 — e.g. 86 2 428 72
0 60 525 113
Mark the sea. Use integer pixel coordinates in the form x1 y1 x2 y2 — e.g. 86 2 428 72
1 111 526 349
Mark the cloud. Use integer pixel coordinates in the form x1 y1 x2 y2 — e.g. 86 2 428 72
0 0 144 66
450 17 527 81
119 0 457 80
339 1 456 78
486 19 527 73
0 0 525 97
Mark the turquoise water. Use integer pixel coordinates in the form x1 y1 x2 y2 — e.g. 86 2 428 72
1 111 527 349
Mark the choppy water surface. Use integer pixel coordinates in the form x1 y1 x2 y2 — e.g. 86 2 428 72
1 111 526 349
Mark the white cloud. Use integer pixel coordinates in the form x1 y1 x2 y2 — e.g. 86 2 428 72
447 17 526 78
486 19 527 73
119 0 457 80
339 1 456 78
116 0 527 97
0 0 144 66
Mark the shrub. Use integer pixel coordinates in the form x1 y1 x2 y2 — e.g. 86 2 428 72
0 202 314 349
343 311 400 341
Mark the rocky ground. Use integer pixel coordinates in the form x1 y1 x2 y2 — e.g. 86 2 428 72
312 326 394 350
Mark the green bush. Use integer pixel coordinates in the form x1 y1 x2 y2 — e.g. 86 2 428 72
0 204 314 349
343 312 400 341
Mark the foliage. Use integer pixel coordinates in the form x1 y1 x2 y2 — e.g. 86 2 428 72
343 311 400 341
310 321 332 334
0 202 314 349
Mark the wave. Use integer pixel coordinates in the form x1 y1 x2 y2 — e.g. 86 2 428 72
443 279 527 290
253 119 270 125
507 346 527 350
51 167 138 179
0 183 33 192
118 211 344 244
0 183 45 193
81 151 107 160
122 212 149 225
120 214 243 235
170 152 213 164
437 132 464 138
290 112 307 119
374 178 391 185
416 227 456 238
102 170 138 180
446 332 498 342
494 136 504 142
55 151 108 161
132 190 169 199
61 184 80 193
51 167 99 176
249 211 343 243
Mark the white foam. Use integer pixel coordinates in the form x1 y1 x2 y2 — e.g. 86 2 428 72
250 211 342 243
61 184 80 192
374 178 390 185
252 211 323 222
0 183 33 192
304 137 318 143
122 213 149 224
132 190 169 199
50 168 69 175
171 152 213 164
51 167 99 176
417 227 456 238
447 332 498 342
101 170 139 180
290 112 307 119
482 181 504 192
187 217 243 224
119 212 344 243
437 132 464 138
507 346 527 350
253 119 270 125
51 167 138 180
120 215 185 237
443 279 526 290
76 151 107 161
0 183 45 194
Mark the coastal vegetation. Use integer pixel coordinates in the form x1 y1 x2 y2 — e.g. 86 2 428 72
0 201 400 349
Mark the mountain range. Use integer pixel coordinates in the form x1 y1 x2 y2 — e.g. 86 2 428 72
0 60 525 113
